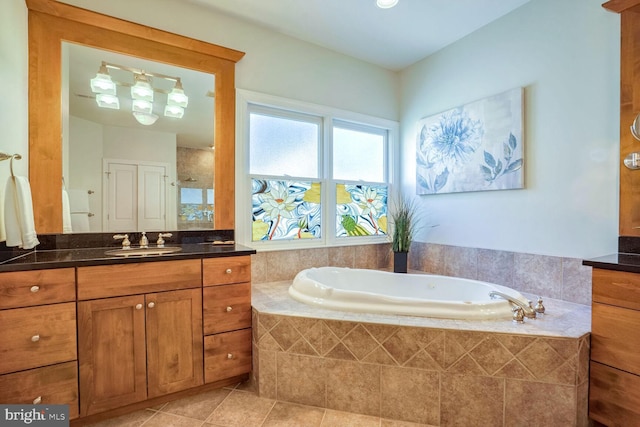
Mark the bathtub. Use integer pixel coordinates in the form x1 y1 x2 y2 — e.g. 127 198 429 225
288 267 530 320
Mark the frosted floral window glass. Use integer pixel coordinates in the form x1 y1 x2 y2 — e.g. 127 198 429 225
249 110 320 178
252 179 321 241
333 124 386 182
336 184 388 237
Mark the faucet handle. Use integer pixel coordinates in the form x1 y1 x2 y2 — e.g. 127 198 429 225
156 232 173 248
534 297 546 315
512 306 525 324
113 234 131 249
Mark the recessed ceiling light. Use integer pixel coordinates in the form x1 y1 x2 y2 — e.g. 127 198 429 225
377 0 398 9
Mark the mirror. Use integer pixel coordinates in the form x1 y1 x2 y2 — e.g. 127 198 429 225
27 0 244 234
65 43 215 232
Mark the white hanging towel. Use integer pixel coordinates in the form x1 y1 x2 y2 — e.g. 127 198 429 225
4 176 40 249
62 188 73 233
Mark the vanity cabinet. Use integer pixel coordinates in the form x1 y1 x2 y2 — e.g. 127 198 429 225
589 268 640 425
0 268 78 419
77 260 203 416
203 256 252 384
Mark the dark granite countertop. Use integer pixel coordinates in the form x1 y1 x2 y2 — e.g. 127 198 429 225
582 253 640 274
0 243 256 272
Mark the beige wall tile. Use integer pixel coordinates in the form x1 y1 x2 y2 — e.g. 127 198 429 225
251 252 268 284
380 366 439 425
328 246 356 268
504 381 576 427
513 253 562 299
276 353 326 407
477 248 514 287
440 374 504 427
325 359 381 416
561 258 592 305
354 244 383 269
257 348 277 399
444 246 478 279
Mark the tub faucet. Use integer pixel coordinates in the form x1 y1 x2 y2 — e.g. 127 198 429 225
489 291 537 319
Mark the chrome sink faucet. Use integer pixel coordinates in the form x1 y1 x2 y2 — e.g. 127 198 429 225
139 232 149 248
489 290 537 319
156 233 172 248
113 234 131 250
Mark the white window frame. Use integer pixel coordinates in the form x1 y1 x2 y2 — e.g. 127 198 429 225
236 89 399 250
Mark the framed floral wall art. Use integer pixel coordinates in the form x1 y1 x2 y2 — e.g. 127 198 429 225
416 87 524 195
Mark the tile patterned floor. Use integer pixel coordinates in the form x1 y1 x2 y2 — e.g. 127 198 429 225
84 383 431 427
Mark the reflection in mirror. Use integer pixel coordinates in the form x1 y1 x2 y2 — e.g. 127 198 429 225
64 43 215 233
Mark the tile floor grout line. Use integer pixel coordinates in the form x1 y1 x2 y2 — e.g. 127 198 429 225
257 399 278 427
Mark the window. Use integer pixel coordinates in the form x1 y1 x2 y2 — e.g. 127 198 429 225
238 90 397 248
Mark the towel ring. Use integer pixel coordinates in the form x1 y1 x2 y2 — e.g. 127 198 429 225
0 152 22 177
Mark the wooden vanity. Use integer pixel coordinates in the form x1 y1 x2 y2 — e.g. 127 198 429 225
0 251 253 425
589 268 640 425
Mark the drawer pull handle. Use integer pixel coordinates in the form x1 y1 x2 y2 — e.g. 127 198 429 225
135 304 143 310
31 334 40 342
227 353 233 359
225 268 232 274
30 285 40 293
226 306 233 312
33 396 42 405
148 302 155 309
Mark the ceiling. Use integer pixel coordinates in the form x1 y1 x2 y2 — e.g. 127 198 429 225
186 0 531 70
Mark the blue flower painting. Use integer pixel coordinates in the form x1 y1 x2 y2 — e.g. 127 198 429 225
416 88 524 194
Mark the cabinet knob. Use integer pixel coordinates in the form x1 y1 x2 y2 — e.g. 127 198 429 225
33 396 42 405
226 306 233 312
148 302 155 309
225 268 232 274
30 285 40 293
227 353 233 359
135 304 143 310
31 334 40 342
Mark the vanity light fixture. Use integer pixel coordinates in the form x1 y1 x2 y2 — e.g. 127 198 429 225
133 111 159 126
90 63 116 95
167 79 189 108
131 73 154 102
376 0 398 9
90 60 189 125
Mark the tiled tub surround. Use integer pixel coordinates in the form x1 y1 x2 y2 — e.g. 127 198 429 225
251 242 594 305
251 280 591 426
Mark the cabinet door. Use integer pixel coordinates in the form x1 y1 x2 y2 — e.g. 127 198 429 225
146 288 203 398
78 295 147 416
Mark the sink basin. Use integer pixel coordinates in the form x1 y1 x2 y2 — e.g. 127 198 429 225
105 247 183 257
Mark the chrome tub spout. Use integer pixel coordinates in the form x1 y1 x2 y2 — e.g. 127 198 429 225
489 290 536 319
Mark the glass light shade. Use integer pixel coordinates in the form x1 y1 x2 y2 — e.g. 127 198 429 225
133 111 159 126
164 104 184 119
131 74 154 101
376 0 398 8
167 87 188 108
132 99 153 114
90 73 116 95
95 93 120 109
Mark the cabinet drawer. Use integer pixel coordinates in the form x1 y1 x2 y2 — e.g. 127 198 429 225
77 259 201 299
590 361 640 426
0 361 79 419
592 302 640 375
592 268 640 310
0 268 75 309
0 302 77 374
204 329 252 383
203 256 251 286
203 283 251 335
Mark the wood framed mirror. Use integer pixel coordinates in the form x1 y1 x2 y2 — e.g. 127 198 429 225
26 0 244 233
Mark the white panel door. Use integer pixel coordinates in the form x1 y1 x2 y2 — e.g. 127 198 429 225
107 163 137 232
138 165 166 231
